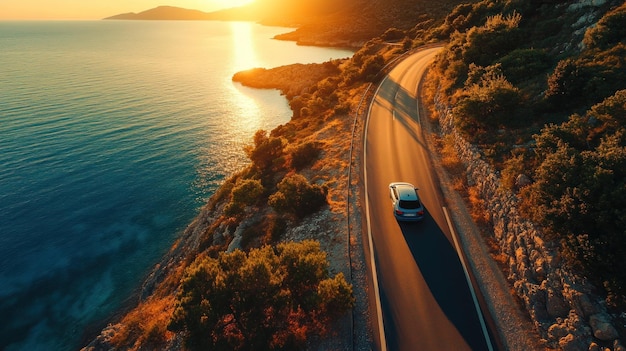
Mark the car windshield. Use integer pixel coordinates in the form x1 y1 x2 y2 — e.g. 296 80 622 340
399 200 421 209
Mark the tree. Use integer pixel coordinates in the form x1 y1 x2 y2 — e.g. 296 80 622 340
245 130 286 175
169 241 354 351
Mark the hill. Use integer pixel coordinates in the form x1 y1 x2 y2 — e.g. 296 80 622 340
104 6 221 21
104 0 468 47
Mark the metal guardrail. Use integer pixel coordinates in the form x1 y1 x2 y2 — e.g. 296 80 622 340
347 81 372 351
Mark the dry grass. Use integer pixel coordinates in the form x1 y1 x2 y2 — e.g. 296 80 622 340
110 295 176 350
433 129 491 230
437 133 467 187
467 186 490 227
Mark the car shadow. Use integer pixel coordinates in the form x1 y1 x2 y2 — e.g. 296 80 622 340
397 209 489 351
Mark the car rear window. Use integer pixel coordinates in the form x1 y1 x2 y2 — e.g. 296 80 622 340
399 200 421 209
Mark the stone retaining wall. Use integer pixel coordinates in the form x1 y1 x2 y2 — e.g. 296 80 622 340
434 95 623 351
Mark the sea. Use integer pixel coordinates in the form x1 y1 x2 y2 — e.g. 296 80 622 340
0 20 353 350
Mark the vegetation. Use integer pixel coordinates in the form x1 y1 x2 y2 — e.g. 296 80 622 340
268 174 328 218
245 130 287 178
96 0 626 348
168 241 354 351
288 141 322 171
521 90 626 300
430 0 626 302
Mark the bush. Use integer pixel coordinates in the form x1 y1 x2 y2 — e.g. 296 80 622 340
500 153 527 190
499 48 552 84
168 241 354 351
317 272 354 318
232 179 265 206
290 141 322 170
583 3 626 50
359 54 385 82
381 27 406 41
245 130 286 175
545 59 581 107
546 40 626 111
453 66 523 135
224 201 244 217
268 174 327 218
522 91 626 299
461 12 523 67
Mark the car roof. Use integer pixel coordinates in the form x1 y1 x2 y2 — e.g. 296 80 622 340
390 182 419 201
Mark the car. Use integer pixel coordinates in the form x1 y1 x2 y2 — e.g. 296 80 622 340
389 182 425 221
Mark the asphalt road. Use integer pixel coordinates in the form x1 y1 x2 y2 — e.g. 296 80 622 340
364 47 494 351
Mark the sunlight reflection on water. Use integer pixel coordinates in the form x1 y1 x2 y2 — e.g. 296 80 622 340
0 20 353 351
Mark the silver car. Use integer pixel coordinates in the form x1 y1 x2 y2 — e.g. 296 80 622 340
389 182 425 221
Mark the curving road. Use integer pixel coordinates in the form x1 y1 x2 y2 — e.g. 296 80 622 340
364 47 495 351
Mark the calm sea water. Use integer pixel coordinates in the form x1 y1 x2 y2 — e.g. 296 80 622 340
0 20 352 350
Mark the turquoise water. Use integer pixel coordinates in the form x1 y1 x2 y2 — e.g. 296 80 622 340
0 20 352 350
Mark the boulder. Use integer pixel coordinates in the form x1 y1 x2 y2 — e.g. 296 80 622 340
589 313 618 341
515 173 533 188
546 287 570 318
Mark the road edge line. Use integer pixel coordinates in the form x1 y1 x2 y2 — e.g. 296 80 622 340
443 206 494 351
364 77 388 351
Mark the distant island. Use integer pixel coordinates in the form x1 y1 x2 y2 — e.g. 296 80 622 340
103 5 257 22
102 0 437 48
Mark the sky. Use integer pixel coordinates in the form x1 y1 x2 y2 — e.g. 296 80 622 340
0 0 254 20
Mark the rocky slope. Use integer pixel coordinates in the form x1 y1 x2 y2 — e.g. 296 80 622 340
432 89 625 351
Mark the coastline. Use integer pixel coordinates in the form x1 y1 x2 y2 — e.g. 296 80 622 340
83 55 367 349
82 43 544 351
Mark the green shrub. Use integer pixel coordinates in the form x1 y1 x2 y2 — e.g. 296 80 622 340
169 241 354 351
381 27 406 41
224 201 244 217
500 154 527 190
289 95 309 119
461 12 523 67
583 3 626 50
317 272 354 318
245 130 286 176
359 54 385 82
290 141 322 170
499 48 552 84
522 91 626 300
453 67 523 135
232 179 265 206
268 174 327 218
